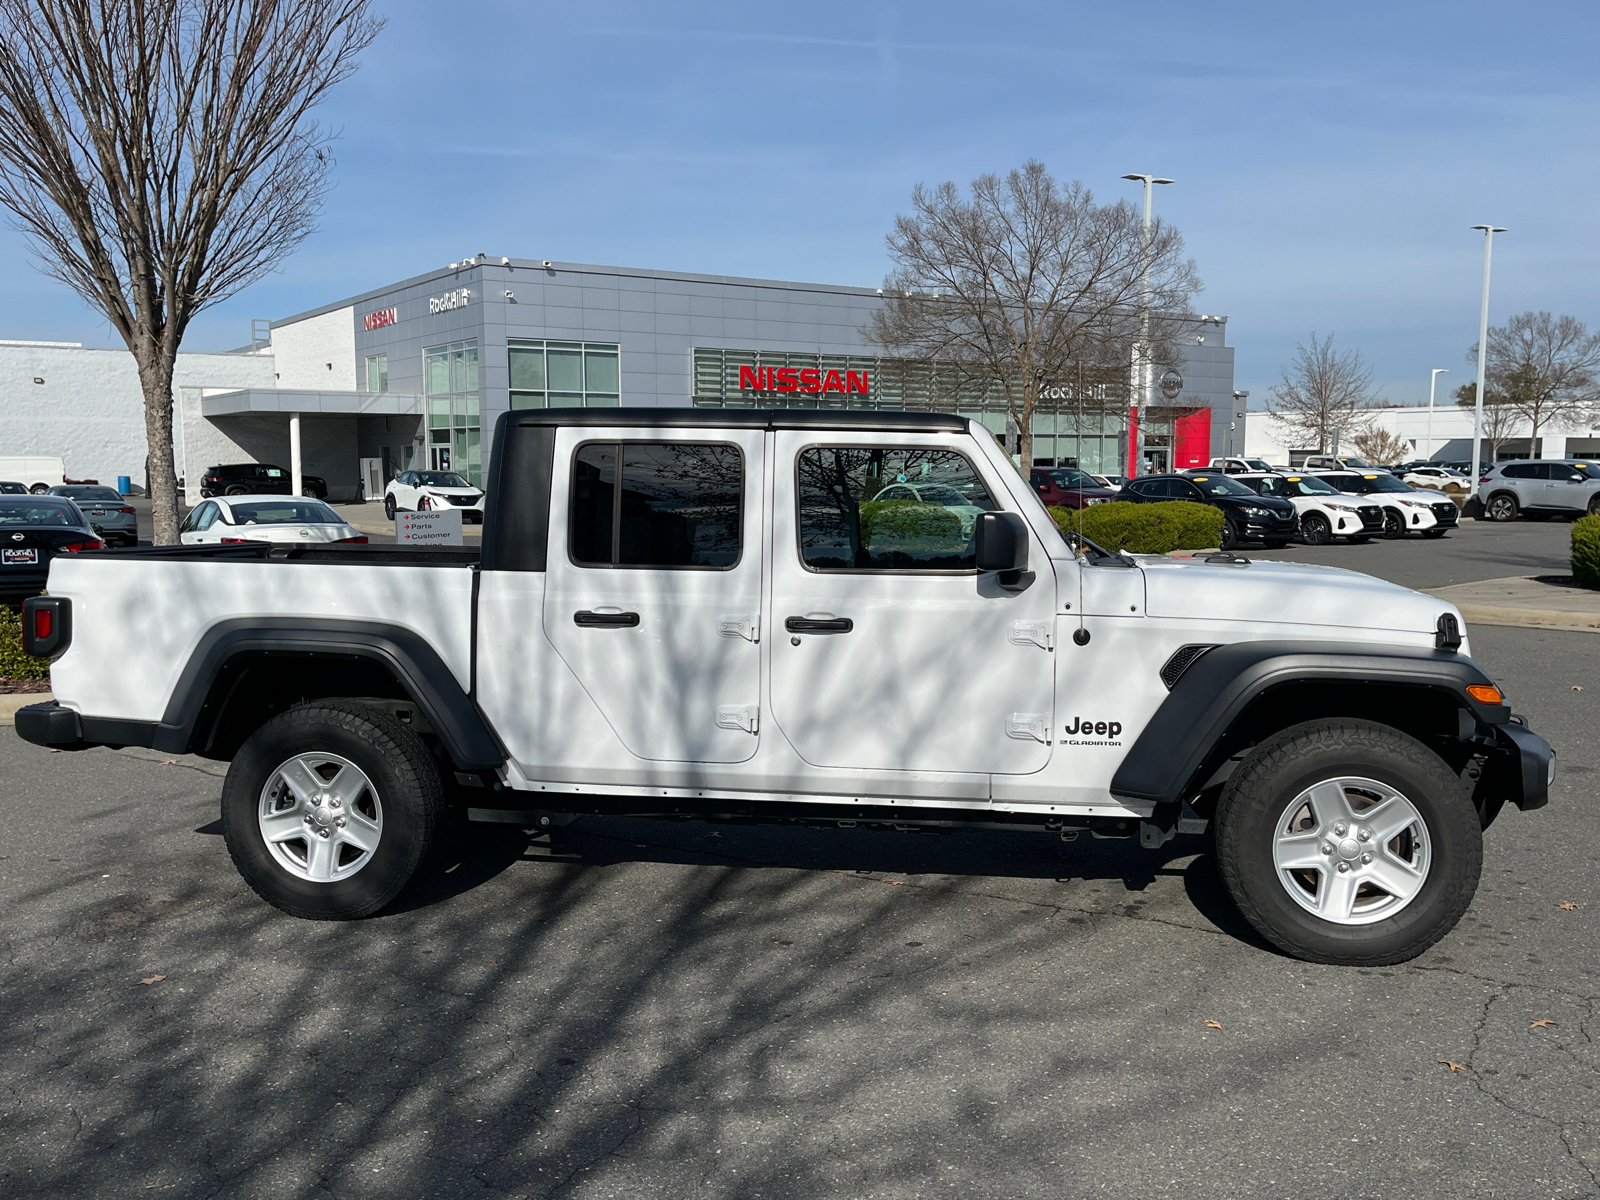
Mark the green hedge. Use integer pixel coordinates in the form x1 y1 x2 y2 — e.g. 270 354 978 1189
1048 500 1225 554
1575 515 1600 590
0 606 50 680
859 498 963 550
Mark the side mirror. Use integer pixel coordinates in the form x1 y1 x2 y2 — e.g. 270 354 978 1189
974 511 1029 574
1572 473 1585 482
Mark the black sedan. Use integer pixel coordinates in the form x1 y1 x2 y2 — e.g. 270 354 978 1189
0 497 104 604
1116 473 1298 549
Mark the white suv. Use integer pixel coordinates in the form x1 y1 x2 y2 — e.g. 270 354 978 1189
1402 465 1470 494
1313 471 1458 538
383 470 485 523
1477 461 1600 522
1233 473 1382 544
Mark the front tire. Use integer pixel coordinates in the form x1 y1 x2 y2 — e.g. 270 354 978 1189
1214 719 1481 966
1382 510 1405 539
1219 520 1239 550
383 494 396 520
1301 513 1332 545
221 702 445 920
1485 492 1519 521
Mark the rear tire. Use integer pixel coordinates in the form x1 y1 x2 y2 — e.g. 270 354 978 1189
1485 492 1519 521
221 701 445 920
225 485 247 497
1214 719 1481 966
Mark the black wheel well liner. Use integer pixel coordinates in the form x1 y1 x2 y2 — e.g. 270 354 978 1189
159 618 504 769
1109 640 1510 810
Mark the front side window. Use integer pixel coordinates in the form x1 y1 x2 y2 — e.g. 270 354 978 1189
795 446 994 571
570 442 742 569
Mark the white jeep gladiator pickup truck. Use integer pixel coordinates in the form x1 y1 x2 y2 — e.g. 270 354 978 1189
17 409 1555 965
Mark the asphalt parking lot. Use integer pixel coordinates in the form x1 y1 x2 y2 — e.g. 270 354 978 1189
3 530 1596 1198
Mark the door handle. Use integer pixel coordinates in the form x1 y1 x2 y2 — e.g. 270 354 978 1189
784 616 853 634
574 610 640 627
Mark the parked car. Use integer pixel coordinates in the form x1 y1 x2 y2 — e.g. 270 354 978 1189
0 455 65 494
0 496 102 603
0 481 28 495
1091 473 1126 489
46 485 137 546
1029 467 1119 510
1204 456 1279 474
1301 455 1390 473
1117 472 1298 548
178 496 365 545
383 470 485 523
200 462 327 499
1314 471 1459 539
16 406 1556 968
1401 465 1470 494
1232 472 1382 545
1477 461 1600 522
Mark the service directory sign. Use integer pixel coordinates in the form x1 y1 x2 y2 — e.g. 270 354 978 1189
396 509 463 546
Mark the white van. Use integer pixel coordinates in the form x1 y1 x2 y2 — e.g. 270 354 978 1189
0 455 65 493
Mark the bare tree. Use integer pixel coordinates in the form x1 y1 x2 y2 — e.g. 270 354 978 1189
865 160 1201 469
1454 380 1524 464
1352 427 1408 465
1266 333 1374 453
0 0 382 543
1472 312 1600 458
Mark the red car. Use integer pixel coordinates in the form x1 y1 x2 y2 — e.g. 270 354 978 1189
1029 468 1120 510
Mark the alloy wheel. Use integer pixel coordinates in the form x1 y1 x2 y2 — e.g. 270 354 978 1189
1272 776 1431 925
257 751 383 883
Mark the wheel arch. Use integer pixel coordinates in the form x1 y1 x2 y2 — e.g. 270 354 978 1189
163 618 503 770
1109 641 1512 815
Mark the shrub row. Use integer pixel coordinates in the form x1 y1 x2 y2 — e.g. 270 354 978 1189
1048 500 1225 554
0 605 50 680
1574 515 1600 590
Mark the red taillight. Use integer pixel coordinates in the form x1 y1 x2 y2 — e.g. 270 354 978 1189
33 608 51 640
220 537 250 543
334 535 369 543
118 506 135 515
58 539 101 552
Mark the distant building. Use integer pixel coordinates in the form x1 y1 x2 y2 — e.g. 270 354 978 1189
1245 404 1600 467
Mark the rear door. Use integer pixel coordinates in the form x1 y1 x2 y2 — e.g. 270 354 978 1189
766 432 1056 777
541 426 765 764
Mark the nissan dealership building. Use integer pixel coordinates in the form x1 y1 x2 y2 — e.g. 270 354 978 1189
0 258 1241 499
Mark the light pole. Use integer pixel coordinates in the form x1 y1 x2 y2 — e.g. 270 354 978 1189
1469 224 1506 487
1426 368 1447 461
1122 173 1173 477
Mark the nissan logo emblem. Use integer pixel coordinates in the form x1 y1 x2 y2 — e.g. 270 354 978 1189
9 533 21 541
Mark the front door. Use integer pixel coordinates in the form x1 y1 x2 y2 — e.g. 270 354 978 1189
767 433 1057 777
541 427 764 764
430 445 452 472
1543 463 1587 511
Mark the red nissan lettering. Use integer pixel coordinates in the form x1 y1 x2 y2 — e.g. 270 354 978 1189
776 368 799 392
799 369 821 393
821 370 845 393
846 370 870 394
738 365 760 390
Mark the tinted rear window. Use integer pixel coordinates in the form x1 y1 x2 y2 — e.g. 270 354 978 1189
571 442 742 568
0 500 78 526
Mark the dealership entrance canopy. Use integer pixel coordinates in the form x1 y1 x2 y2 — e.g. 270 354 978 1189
0 258 1240 500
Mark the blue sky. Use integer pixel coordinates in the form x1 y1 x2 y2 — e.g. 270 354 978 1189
1 0 1596 408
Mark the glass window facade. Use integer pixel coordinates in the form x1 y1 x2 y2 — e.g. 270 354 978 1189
364 354 388 393
424 340 481 485
509 340 620 409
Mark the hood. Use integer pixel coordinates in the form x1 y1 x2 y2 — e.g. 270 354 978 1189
1225 493 1295 513
422 486 482 497
1140 556 1457 635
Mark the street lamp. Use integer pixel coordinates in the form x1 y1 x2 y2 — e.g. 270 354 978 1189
1122 173 1173 477
1469 225 1506 487
1232 390 1249 456
1426 368 1447 461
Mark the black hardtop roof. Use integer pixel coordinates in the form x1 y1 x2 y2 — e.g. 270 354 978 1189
499 407 971 434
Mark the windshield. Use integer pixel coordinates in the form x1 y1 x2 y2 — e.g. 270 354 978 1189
415 472 472 488
1355 474 1411 493
1189 475 1256 497
1244 474 1339 498
1338 457 1373 468
1047 469 1098 489
227 500 341 525
0 500 79 526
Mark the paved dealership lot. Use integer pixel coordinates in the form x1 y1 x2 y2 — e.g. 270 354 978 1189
3 534 1597 1198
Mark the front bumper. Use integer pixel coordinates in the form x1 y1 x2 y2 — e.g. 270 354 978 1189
1241 512 1298 538
1492 720 1556 811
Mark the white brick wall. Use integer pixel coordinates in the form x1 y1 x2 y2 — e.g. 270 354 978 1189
269 308 356 390
0 342 275 487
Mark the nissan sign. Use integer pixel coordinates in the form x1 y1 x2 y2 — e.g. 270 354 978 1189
363 307 397 331
738 365 870 395
1159 368 1184 400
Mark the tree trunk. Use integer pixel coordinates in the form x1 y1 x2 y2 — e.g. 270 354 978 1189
135 344 181 545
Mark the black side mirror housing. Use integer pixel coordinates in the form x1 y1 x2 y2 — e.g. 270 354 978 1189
974 511 1029 573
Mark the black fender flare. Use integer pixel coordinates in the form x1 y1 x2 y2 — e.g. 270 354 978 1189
1109 640 1513 809
43 618 505 770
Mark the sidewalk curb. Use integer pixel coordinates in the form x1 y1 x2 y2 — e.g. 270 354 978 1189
0 692 53 725
1451 605 1600 634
